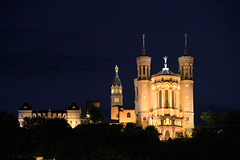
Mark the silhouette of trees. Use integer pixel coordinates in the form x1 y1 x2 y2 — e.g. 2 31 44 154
86 101 104 123
200 111 218 126
2 110 240 159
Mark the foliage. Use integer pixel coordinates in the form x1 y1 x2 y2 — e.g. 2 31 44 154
86 101 104 123
219 110 240 127
23 116 47 129
2 110 240 159
200 111 218 126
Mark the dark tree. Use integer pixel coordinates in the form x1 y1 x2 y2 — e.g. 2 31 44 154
200 111 218 126
219 110 240 127
23 116 47 129
0 112 19 159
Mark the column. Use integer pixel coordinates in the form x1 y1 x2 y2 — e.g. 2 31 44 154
169 90 172 108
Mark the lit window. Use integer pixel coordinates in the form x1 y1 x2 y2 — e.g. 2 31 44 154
143 84 145 87
186 96 188 99
119 89 122 94
186 84 188 87
166 118 170 125
127 112 131 118
111 89 114 94
114 98 119 102
143 96 146 99
115 89 118 93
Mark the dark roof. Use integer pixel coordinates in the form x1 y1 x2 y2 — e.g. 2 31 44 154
19 102 32 110
68 103 80 110
112 74 121 86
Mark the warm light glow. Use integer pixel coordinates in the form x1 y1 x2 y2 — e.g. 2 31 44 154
115 89 118 93
186 84 188 87
114 98 119 102
119 89 122 94
143 84 146 87
186 96 188 99
111 89 114 94
166 118 170 125
143 96 146 99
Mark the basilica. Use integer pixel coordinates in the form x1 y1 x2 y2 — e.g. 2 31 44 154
110 34 194 140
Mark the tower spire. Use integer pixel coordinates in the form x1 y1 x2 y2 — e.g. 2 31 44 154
184 33 188 56
142 34 146 56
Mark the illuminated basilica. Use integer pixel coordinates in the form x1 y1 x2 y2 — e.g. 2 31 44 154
111 34 194 140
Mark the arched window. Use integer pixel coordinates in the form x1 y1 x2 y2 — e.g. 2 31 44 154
143 65 145 75
127 112 131 118
172 90 174 108
165 90 169 108
159 90 162 108
165 130 170 141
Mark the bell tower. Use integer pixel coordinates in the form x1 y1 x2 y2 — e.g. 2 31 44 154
136 34 151 80
111 65 123 106
178 34 194 134
135 34 152 126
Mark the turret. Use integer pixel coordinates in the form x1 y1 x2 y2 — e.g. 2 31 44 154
178 34 194 134
135 34 152 126
136 34 151 80
178 34 194 80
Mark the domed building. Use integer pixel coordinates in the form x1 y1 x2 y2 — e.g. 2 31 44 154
111 34 194 140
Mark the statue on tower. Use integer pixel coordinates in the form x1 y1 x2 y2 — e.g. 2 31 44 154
115 65 119 74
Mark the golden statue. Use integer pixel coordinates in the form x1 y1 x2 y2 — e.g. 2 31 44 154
115 65 119 73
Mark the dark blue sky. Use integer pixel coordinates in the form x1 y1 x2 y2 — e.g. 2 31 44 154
1 0 240 120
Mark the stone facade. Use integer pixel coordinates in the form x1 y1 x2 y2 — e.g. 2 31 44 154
111 34 194 140
18 103 81 128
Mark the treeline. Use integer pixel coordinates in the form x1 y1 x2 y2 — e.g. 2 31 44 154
0 111 240 160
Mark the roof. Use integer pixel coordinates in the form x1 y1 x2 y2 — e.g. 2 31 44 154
152 69 180 78
32 110 67 114
19 102 32 110
112 74 121 86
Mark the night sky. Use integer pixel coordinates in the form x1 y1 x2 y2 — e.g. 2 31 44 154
1 1 240 121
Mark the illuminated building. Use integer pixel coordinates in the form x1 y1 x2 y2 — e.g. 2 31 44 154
110 65 136 124
18 102 81 128
111 34 194 140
